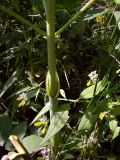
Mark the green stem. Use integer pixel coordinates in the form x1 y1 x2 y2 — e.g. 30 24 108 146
55 0 95 36
43 0 59 157
44 0 59 98
44 0 56 79
0 4 46 37
49 97 60 156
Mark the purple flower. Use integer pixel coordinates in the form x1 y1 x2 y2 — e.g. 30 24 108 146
1 155 10 160
96 4 105 9
40 146 50 160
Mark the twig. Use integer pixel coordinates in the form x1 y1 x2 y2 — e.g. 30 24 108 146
9 135 33 160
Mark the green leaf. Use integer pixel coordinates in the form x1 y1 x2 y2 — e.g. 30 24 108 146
112 127 120 140
40 106 69 146
60 89 66 99
113 0 120 4
58 103 71 112
0 70 19 98
25 89 39 99
83 8 109 21
10 121 27 139
78 104 99 131
115 43 120 50
109 119 117 133
108 102 120 116
109 119 120 140
114 11 120 30
106 154 118 160
0 112 12 146
7 86 46 99
5 121 27 151
30 102 50 125
80 74 108 99
7 86 32 99
78 112 98 131
22 135 43 154
63 153 74 160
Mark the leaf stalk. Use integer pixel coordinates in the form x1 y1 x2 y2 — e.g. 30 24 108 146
0 4 46 37
55 0 95 35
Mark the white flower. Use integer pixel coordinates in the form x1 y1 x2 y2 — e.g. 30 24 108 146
88 70 97 79
88 70 98 85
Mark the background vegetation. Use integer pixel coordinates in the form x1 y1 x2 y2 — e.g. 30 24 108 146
0 0 120 159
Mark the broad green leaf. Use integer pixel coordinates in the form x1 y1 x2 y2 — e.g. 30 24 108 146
0 71 19 98
58 103 70 112
25 89 39 99
114 11 120 30
78 112 98 131
10 121 27 139
112 127 120 140
109 119 117 133
78 104 99 131
22 135 43 154
113 0 120 4
109 119 120 140
80 74 109 99
30 102 50 125
5 121 27 151
94 100 109 113
0 112 12 146
40 105 70 146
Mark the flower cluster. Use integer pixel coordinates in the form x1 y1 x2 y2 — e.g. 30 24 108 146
17 92 26 107
96 15 105 25
37 146 50 160
34 116 48 135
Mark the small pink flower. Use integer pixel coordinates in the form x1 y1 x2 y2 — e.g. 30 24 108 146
1 155 10 160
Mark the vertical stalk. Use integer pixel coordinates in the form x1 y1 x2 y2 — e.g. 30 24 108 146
44 0 59 99
43 0 60 158
44 0 56 84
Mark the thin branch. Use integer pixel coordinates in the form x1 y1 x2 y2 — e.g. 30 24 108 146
55 0 95 36
0 4 47 37
58 98 88 103
1 102 12 114
9 135 33 160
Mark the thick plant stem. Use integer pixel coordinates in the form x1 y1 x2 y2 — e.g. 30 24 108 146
43 0 57 93
49 97 60 149
43 0 59 158
55 0 95 35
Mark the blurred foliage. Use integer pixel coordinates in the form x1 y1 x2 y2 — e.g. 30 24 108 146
0 0 120 159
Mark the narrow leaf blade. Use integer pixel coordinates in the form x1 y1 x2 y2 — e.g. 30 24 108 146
30 102 50 125
40 106 70 146
0 71 18 98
